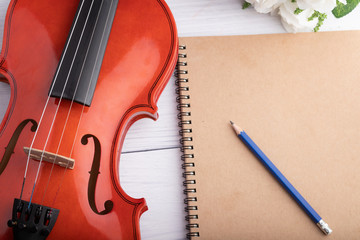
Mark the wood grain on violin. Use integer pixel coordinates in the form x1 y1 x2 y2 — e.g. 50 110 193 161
0 0 178 239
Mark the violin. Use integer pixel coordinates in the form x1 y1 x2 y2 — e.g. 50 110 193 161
0 0 178 239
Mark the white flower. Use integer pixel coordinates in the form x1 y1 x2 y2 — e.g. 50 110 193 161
245 0 286 13
296 0 339 13
278 1 317 33
245 0 349 33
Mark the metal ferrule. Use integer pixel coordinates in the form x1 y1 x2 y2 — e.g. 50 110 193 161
317 219 332 235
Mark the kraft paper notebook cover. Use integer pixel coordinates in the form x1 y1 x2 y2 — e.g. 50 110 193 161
176 32 360 239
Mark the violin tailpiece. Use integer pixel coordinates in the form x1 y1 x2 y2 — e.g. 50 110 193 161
7 198 60 240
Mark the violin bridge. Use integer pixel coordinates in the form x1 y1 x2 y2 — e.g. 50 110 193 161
23 147 75 170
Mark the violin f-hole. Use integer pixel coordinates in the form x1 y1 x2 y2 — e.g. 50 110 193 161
0 119 37 175
81 134 113 215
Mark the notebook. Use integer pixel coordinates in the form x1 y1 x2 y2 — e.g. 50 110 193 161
176 32 360 239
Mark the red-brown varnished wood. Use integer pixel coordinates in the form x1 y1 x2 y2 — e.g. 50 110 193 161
0 0 178 239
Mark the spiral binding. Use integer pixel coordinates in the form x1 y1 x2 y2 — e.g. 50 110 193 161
175 45 199 238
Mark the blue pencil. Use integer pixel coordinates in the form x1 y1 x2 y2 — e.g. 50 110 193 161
230 121 332 235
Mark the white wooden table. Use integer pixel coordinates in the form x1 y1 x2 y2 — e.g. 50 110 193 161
0 1 359 239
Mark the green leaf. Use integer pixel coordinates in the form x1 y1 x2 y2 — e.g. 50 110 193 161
332 0 360 18
307 11 327 32
294 7 304 14
242 1 251 9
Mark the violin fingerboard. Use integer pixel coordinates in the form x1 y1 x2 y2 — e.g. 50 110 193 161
49 0 118 106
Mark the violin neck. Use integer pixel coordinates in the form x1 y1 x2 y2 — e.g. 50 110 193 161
49 0 119 106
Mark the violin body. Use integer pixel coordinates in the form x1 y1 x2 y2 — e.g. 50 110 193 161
0 0 177 239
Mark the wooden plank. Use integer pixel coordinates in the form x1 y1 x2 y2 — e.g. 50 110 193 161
120 148 187 240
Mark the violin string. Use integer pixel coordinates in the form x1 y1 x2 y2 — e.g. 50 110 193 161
19 0 86 202
50 0 115 206
40 0 105 205
51 162 70 207
69 0 115 159
26 0 95 208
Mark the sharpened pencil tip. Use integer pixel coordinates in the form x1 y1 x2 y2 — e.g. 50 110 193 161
230 121 242 135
